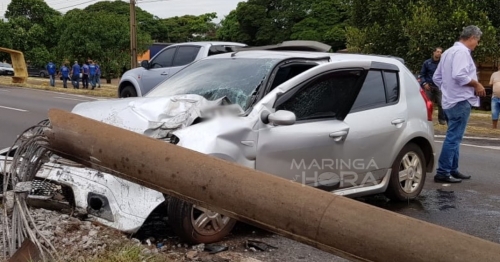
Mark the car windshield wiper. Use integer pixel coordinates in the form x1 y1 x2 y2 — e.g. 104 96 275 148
245 78 265 109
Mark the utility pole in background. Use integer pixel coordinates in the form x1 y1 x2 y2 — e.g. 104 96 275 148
129 0 138 69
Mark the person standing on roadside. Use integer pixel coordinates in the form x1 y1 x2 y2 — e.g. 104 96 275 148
47 60 56 87
59 63 70 88
95 61 101 88
489 64 500 129
71 61 81 89
420 47 446 125
82 62 90 89
432 25 486 183
89 60 97 90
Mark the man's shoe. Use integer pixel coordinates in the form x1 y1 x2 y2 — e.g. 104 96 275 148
434 175 462 183
451 172 471 179
439 119 446 125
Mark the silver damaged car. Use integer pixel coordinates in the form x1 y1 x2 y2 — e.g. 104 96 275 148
0 48 436 244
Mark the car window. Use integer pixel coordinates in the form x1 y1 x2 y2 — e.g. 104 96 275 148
276 69 366 121
350 70 387 112
384 71 399 103
151 47 176 68
172 46 201 67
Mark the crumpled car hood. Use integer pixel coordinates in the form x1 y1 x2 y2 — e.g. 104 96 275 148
71 94 245 139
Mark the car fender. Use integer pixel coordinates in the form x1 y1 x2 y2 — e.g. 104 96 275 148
118 70 143 97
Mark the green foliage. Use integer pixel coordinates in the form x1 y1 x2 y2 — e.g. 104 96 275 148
4 0 62 67
3 0 500 79
217 0 349 50
57 9 152 80
157 13 219 42
83 0 163 41
346 0 500 72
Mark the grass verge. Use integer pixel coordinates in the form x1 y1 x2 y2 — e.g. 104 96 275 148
83 243 171 262
0 76 118 98
432 110 500 137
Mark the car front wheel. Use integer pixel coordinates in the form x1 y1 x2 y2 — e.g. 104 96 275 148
167 197 237 244
120 85 137 98
385 142 426 201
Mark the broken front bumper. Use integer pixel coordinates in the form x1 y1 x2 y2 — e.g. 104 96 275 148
1 152 166 234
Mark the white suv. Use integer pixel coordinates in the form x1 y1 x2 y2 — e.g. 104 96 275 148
117 41 246 98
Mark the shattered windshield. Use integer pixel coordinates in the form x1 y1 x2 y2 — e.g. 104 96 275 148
145 58 281 111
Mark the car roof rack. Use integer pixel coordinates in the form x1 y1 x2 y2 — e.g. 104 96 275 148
232 40 331 56
335 51 406 64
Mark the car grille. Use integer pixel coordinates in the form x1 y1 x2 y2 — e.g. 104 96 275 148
30 179 64 196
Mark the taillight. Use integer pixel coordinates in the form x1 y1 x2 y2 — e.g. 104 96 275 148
420 88 433 121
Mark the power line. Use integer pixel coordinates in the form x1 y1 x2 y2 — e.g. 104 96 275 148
54 0 100 11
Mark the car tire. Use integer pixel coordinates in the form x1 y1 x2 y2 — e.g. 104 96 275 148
384 142 426 202
120 85 137 98
167 196 237 244
39 72 46 78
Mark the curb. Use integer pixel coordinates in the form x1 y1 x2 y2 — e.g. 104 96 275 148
434 135 500 141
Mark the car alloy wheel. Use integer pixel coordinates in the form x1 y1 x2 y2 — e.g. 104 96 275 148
385 142 426 201
191 205 232 236
167 196 237 244
398 151 423 194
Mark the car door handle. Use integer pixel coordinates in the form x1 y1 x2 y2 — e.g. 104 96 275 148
329 131 348 141
391 119 406 125
161 72 169 75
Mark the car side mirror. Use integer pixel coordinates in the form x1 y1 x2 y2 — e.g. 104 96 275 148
140 60 150 69
261 110 296 126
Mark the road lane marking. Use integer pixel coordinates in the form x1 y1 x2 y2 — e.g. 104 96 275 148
0 105 28 112
54 96 93 102
434 140 500 150
435 135 500 141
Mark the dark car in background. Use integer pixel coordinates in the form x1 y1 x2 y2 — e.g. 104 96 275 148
27 65 50 78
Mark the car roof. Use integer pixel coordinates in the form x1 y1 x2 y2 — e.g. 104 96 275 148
204 50 405 66
168 41 247 47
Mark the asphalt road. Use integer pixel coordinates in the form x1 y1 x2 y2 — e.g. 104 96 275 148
0 85 98 149
1 86 499 261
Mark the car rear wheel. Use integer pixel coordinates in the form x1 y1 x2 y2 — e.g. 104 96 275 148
385 143 426 201
167 197 236 244
120 85 137 98
39 72 46 78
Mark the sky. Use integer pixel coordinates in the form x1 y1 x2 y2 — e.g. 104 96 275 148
0 0 245 22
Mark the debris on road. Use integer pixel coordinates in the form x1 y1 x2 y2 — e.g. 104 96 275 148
245 240 278 252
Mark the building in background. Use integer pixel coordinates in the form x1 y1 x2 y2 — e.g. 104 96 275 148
137 42 173 63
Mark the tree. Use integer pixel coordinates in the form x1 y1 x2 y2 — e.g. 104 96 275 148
5 0 62 67
57 10 152 83
84 0 163 41
157 13 219 42
0 21 13 62
216 10 252 44
345 0 499 72
217 0 349 50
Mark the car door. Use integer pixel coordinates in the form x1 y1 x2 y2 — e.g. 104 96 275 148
140 46 177 94
256 63 370 190
168 45 202 76
341 65 407 186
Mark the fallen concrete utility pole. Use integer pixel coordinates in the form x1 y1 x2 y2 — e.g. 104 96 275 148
44 109 500 262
